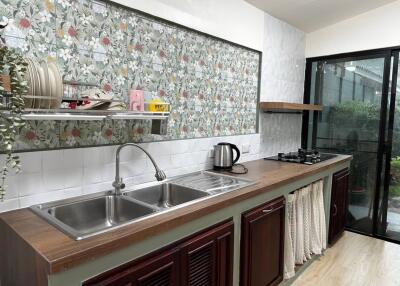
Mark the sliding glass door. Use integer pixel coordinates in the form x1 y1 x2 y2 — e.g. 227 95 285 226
304 54 390 236
376 52 400 242
304 48 400 243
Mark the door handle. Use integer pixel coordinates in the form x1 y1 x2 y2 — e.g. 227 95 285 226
333 204 338 216
262 207 274 214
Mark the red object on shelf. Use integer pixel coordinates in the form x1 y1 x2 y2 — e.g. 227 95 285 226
69 102 77 109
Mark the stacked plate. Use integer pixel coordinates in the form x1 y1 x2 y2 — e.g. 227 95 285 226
24 60 63 110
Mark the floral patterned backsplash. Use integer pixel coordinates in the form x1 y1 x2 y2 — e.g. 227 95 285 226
0 0 260 152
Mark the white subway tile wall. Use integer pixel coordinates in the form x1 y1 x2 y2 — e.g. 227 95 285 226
0 134 261 212
0 13 306 213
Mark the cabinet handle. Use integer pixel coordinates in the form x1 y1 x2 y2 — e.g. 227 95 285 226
333 204 338 216
262 207 274 214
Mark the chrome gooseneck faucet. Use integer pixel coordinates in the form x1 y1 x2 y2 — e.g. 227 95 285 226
112 143 166 195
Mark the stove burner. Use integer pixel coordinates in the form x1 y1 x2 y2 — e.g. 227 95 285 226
265 149 336 165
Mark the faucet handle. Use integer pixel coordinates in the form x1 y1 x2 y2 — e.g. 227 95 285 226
112 178 126 192
155 170 166 181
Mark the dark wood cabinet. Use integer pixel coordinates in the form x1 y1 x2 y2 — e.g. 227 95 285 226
240 196 285 286
84 220 234 286
329 168 350 245
180 220 234 286
84 248 180 286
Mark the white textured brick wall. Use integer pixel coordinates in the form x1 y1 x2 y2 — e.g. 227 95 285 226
261 14 306 103
0 134 261 212
259 13 306 158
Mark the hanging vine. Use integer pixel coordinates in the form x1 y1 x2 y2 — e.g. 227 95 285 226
0 46 27 200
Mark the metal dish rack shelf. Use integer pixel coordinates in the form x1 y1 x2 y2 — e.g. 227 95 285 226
1 80 171 121
1 98 170 134
1 100 170 121
11 109 170 121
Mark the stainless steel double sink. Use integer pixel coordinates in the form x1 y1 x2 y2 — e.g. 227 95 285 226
30 171 255 240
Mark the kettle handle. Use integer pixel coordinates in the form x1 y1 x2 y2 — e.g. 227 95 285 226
230 144 241 165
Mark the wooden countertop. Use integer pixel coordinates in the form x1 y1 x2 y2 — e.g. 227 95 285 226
0 155 351 277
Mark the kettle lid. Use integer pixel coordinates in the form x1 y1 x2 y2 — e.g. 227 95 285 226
217 142 231 146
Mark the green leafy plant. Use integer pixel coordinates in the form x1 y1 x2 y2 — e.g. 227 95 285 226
331 101 380 124
390 156 400 197
0 46 27 200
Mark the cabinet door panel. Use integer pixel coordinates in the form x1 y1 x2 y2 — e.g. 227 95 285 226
83 249 179 286
216 231 233 286
241 196 285 286
188 241 216 285
137 261 176 286
329 168 350 245
180 221 234 286
84 220 234 286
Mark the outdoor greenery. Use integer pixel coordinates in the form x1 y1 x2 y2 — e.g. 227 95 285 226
331 100 380 129
332 100 380 120
330 100 400 198
0 46 27 200
390 157 400 197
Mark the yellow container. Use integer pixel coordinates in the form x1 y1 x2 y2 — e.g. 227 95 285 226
147 99 169 112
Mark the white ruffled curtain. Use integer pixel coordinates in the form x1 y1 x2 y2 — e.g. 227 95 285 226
284 180 326 279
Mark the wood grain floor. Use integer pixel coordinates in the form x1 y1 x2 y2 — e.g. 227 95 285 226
292 231 400 286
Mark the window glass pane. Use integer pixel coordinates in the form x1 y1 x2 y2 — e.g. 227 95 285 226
308 57 386 235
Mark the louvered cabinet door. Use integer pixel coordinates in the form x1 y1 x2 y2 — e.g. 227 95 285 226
83 248 179 286
180 220 234 286
83 220 234 286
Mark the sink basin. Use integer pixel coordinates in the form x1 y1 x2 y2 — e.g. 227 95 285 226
30 172 254 240
125 183 209 209
30 193 157 240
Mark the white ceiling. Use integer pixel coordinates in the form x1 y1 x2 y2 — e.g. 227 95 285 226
245 0 398 32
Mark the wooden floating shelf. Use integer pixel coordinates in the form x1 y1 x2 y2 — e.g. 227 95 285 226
259 102 323 113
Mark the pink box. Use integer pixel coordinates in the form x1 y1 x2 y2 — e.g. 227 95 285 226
129 90 144 111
